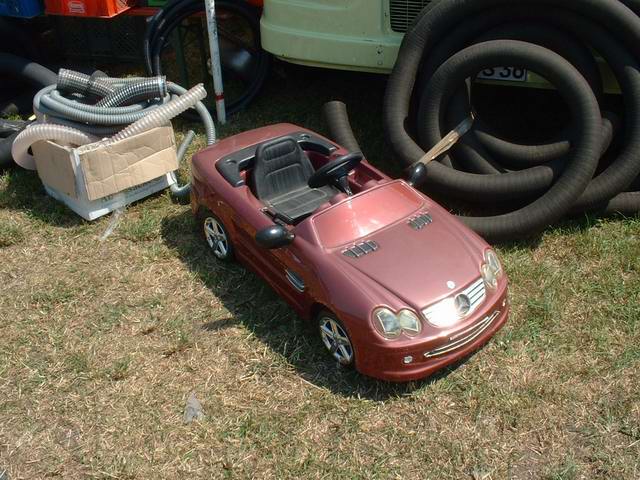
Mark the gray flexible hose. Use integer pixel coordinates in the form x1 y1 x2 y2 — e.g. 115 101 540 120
97 76 167 108
50 89 147 114
170 130 196 199
43 115 122 136
36 90 162 125
100 76 148 85
165 82 216 200
27 69 216 200
107 84 207 143
57 69 115 97
167 82 216 145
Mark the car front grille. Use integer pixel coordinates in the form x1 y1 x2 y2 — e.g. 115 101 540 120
424 309 500 358
389 0 432 33
422 277 487 322
464 277 487 316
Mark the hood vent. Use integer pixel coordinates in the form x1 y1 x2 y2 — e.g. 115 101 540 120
342 240 379 258
408 212 433 230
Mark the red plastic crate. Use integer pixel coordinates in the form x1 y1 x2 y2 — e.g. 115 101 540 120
45 0 134 17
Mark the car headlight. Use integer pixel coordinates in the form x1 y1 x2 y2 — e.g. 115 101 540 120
481 249 503 289
373 307 422 339
373 307 401 338
398 309 422 336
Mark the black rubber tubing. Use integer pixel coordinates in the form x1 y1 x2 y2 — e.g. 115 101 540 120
423 6 640 210
322 101 363 153
415 16 605 170
379 0 640 240
144 0 270 118
0 55 55 167
0 132 20 169
418 40 601 237
0 53 57 89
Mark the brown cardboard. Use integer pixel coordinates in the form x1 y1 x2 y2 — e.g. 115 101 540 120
32 126 178 202
78 126 178 201
32 140 78 198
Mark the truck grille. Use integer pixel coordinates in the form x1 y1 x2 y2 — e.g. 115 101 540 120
389 0 432 33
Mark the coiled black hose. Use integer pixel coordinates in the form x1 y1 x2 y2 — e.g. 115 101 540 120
0 132 20 169
0 53 57 89
386 0 640 240
144 0 270 118
322 102 363 153
0 122 28 171
328 0 640 241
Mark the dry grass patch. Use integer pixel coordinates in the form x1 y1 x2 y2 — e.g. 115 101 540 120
1 179 638 479
1 65 639 479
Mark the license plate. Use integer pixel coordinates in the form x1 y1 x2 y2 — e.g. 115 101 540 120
477 67 528 82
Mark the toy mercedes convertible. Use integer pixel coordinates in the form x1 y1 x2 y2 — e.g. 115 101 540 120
190 124 509 382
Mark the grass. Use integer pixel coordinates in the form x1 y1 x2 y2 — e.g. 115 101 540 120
1 61 639 479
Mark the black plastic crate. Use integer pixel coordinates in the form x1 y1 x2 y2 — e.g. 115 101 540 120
52 15 147 64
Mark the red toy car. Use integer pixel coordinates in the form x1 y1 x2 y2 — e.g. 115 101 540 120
190 124 509 382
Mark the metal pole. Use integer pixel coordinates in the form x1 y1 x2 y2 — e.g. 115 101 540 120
204 0 226 124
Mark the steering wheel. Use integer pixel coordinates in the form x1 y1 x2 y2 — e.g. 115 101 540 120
308 152 364 195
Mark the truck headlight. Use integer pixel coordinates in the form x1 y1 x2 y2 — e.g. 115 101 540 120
373 307 422 339
481 249 503 289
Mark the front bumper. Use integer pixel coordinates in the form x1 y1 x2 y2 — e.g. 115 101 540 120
260 0 402 73
260 0 621 93
355 286 509 382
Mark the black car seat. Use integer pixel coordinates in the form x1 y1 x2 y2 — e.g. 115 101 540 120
251 136 338 223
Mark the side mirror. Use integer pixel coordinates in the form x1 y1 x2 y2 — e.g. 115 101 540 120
406 162 427 187
255 225 295 249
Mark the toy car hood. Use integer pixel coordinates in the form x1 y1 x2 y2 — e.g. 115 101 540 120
309 181 486 310
337 214 483 309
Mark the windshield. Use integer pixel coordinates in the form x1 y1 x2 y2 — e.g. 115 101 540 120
312 181 425 248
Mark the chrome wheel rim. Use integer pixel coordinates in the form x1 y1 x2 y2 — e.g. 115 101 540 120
319 317 353 365
204 217 229 259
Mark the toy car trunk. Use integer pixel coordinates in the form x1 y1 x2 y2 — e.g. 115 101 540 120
31 126 178 220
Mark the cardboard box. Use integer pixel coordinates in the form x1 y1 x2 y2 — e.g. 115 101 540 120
31 126 178 221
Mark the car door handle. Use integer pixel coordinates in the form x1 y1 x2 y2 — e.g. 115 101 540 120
285 269 305 293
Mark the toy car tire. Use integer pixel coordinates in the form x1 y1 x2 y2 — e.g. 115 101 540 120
198 208 234 261
317 311 355 367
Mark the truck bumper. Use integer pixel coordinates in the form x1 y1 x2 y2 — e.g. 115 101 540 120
260 0 401 73
260 0 620 93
